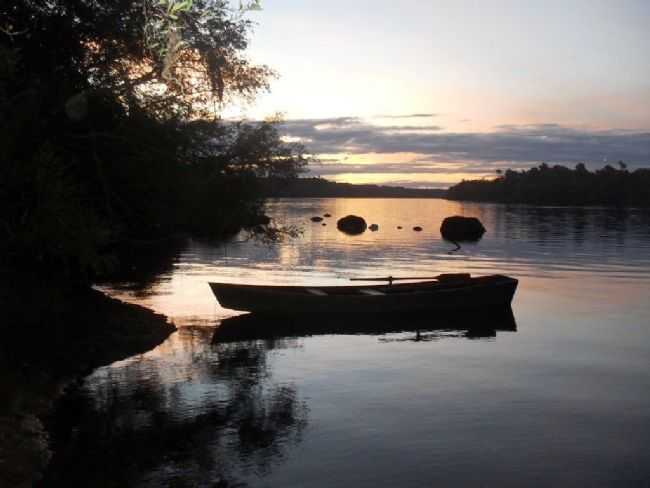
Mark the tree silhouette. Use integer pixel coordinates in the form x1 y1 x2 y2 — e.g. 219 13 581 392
447 163 649 207
1 1 308 280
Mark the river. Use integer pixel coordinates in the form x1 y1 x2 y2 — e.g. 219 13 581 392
43 198 650 487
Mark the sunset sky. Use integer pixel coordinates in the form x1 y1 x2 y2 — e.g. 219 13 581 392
235 1 650 188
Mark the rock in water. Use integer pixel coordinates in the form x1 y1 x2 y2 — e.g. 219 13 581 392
311 216 324 223
440 216 486 241
369 224 379 231
337 215 367 235
413 226 423 232
323 213 332 218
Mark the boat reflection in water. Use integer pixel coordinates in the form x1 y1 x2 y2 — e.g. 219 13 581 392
213 306 517 344
43 307 517 487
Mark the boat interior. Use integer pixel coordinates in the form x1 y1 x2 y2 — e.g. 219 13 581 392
294 274 504 297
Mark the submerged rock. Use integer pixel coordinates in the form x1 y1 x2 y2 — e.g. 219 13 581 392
440 216 486 242
337 215 367 235
311 216 324 223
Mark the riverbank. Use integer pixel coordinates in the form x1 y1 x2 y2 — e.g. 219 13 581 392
0 281 176 487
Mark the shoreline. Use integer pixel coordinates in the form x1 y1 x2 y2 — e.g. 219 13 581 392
0 284 176 487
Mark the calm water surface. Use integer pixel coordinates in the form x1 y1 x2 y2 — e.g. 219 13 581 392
46 199 650 487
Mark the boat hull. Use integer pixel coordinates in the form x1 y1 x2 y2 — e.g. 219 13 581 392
209 275 518 316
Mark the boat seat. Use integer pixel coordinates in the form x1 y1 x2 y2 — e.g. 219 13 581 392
306 288 327 296
360 289 385 296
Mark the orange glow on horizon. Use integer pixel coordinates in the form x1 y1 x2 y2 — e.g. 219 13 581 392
327 172 493 188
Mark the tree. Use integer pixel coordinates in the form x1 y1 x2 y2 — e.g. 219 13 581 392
447 163 649 207
1 1 308 279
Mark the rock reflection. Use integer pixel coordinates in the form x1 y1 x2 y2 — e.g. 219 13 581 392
212 307 516 343
41 328 308 487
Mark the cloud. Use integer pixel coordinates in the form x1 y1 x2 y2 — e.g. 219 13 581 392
279 117 650 170
375 113 438 119
307 161 493 176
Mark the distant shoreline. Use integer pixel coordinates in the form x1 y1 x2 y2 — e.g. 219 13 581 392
259 165 650 207
446 163 650 207
258 177 448 199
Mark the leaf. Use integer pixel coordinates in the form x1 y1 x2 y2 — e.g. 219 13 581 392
171 1 189 13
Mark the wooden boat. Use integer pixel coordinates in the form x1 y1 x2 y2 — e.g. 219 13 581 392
208 274 518 316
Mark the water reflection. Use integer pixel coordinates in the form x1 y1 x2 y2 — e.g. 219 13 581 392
43 307 519 487
42 327 308 487
212 307 517 343
68 198 650 487
98 199 650 325
98 236 185 298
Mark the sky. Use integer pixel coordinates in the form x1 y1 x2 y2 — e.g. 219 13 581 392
232 0 650 188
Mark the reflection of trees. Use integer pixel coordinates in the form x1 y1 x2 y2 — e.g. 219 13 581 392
95 237 186 298
494 206 636 245
41 331 308 487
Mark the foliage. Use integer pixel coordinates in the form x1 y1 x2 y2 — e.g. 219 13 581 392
0 1 308 280
447 163 650 207
139 0 274 117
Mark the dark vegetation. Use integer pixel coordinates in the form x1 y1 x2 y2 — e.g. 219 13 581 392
259 177 447 198
1 0 308 283
447 163 650 206
0 279 176 487
1 2 307 484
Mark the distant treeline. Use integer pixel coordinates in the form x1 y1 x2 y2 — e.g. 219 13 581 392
447 163 650 206
260 177 447 198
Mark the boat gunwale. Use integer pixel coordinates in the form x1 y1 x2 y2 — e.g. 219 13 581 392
209 275 517 296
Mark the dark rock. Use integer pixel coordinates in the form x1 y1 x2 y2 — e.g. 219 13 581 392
440 216 486 242
323 213 332 218
413 226 423 232
369 224 379 232
397 226 403 230
337 215 367 235
311 216 324 223
322 223 327 226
